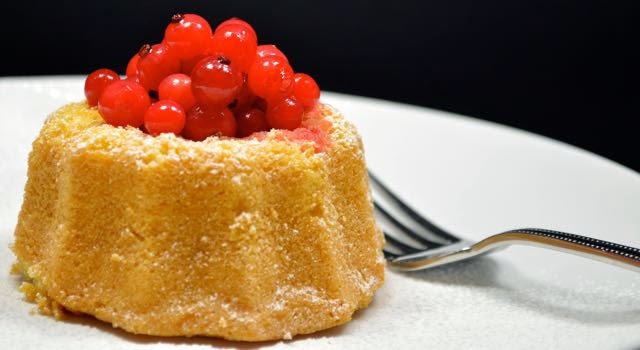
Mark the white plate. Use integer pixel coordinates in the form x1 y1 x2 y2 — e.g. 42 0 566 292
1 76 639 350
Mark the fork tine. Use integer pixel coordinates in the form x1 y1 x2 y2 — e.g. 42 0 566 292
383 249 400 260
374 202 443 248
383 232 423 255
369 171 460 243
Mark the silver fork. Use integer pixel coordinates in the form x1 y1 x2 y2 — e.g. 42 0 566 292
369 172 640 272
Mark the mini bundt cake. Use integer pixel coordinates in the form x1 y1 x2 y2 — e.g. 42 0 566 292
12 101 385 341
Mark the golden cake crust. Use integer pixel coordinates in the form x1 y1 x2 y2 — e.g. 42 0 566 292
12 102 385 341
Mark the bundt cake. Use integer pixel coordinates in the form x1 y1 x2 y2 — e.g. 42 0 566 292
12 101 385 341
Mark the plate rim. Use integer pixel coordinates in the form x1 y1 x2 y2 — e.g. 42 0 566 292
2 74 636 180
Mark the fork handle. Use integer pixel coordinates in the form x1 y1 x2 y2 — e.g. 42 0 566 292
474 228 640 272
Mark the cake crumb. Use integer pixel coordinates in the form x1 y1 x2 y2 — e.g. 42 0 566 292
19 281 38 302
19 281 65 319
10 262 21 275
110 253 124 262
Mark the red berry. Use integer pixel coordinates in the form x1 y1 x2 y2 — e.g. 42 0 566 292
236 108 269 137
191 56 243 107
84 69 120 107
144 100 186 136
231 82 256 112
126 54 139 80
256 44 288 63
98 80 151 127
164 14 213 61
210 24 257 73
181 52 209 75
247 56 294 101
215 18 257 45
292 73 320 108
183 105 237 140
253 97 267 111
266 96 303 130
136 43 181 91
158 73 197 111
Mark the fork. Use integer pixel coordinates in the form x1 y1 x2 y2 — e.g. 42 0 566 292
369 172 640 272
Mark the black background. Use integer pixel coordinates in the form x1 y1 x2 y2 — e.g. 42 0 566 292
3 1 639 171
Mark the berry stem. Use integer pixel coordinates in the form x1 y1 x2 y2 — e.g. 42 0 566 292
139 44 152 57
171 14 184 23
217 56 231 65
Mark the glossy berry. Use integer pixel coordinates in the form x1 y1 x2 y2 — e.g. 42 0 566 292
256 44 288 63
180 52 209 75
292 73 320 108
136 43 181 91
265 96 303 130
85 15 323 139
183 105 237 140
210 24 257 73
247 56 294 101
215 18 257 46
126 54 139 80
236 108 269 137
164 14 213 61
158 73 197 111
191 56 243 107
84 69 120 107
144 100 186 135
231 82 256 112
98 80 151 127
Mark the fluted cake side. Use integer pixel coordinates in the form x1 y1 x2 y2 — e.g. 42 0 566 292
12 102 385 341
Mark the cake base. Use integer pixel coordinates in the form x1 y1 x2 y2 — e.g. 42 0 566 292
12 102 385 341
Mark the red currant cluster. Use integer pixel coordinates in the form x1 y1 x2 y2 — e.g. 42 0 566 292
84 15 320 140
